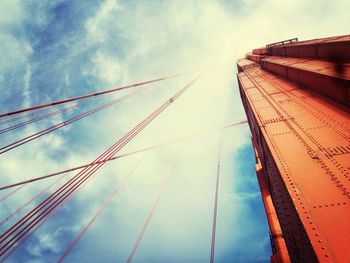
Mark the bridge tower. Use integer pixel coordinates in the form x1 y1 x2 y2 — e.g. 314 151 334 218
237 35 350 262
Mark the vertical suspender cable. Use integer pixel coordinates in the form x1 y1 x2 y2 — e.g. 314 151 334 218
126 172 172 263
210 133 223 263
0 185 26 203
57 155 145 263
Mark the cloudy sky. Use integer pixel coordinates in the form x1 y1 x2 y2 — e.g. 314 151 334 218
0 0 349 262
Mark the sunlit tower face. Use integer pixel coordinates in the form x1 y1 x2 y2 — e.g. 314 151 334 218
237 35 350 263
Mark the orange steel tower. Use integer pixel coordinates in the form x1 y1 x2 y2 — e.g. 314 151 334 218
237 35 350 263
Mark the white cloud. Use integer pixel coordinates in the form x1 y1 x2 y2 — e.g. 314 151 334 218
26 232 62 257
85 0 124 43
0 34 32 74
0 0 32 108
0 0 26 26
23 63 32 108
91 51 126 86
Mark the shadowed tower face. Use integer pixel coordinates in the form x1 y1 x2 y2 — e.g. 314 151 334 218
237 35 350 263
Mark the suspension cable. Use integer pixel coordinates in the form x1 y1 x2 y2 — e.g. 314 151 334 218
0 107 53 127
0 87 147 155
1 76 199 254
0 100 88 135
0 75 200 258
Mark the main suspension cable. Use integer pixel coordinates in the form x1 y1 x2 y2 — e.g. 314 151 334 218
0 87 147 155
0 72 189 118
0 100 89 135
0 107 51 127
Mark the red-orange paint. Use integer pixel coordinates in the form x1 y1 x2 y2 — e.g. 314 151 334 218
237 35 350 263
